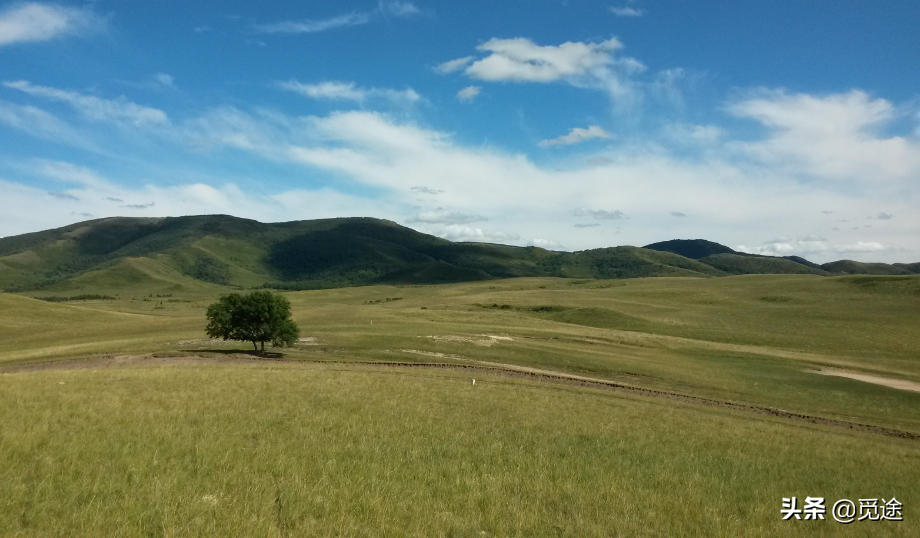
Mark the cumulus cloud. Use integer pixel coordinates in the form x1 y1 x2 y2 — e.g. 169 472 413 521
572 207 627 220
671 211 687 217
870 212 893 220
540 125 611 147
728 89 920 181
573 223 600 228
0 2 104 46
456 86 480 103
3 80 169 127
121 202 155 209
47 191 78 200
438 37 646 111
254 12 371 34
455 37 624 83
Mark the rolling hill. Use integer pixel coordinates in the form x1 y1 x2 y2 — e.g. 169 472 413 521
0 215 916 292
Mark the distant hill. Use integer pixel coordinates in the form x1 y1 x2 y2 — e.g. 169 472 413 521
821 260 919 275
0 215 916 292
699 253 826 276
642 239 736 259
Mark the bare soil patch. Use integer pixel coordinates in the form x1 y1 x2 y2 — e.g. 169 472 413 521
813 368 920 393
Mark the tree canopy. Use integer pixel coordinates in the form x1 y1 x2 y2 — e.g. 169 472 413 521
205 291 299 352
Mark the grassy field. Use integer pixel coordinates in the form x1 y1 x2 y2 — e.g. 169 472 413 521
2 274 919 536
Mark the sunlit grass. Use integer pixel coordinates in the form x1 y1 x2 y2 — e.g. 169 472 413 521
1 363 916 537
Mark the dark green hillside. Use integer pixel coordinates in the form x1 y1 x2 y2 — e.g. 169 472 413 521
572 247 726 279
1 214 916 292
699 253 827 275
822 260 913 275
893 262 920 274
643 239 736 259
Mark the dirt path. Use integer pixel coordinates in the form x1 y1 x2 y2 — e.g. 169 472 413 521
3 353 919 441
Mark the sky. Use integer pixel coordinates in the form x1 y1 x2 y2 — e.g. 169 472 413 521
1 0 918 263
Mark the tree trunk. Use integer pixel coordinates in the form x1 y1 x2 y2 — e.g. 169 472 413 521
260 341 265 352
252 341 258 351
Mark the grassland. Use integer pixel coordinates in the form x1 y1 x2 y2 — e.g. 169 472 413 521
2 274 919 536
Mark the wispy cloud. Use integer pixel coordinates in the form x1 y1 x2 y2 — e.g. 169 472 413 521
0 100 95 149
378 1 421 18
435 56 473 74
540 125 611 147
254 12 371 34
728 89 920 181
411 186 443 195
610 6 644 17
572 207 627 220
3 80 169 127
255 3 419 35
407 209 486 225
0 2 105 46
277 79 421 105
47 191 78 201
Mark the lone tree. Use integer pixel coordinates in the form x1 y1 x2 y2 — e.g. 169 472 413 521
205 291 299 352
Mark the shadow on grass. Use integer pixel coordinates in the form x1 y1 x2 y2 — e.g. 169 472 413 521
180 348 286 359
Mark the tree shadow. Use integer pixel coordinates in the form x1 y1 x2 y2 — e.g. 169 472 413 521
180 348 285 359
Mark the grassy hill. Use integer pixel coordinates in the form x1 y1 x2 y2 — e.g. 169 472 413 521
1 215 916 292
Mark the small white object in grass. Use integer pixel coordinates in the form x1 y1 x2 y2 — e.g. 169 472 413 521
471 379 475 386
58 381 65 385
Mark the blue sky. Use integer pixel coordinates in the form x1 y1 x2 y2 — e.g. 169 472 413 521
1 0 918 263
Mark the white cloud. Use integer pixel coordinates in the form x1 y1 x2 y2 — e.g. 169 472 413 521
378 1 420 17
153 73 175 88
459 37 624 83
278 79 421 105
439 37 646 112
3 80 169 127
664 123 723 145
406 209 486 225
456 86 480 103
728 89 920 181
436 56 473 74
737 236 899 259
529 238 563 249
279 80 366 101
540 125 611 147
0 100 95 149
255 12 371 34
436 226 521 244
610 7 644 17
0 2 104 46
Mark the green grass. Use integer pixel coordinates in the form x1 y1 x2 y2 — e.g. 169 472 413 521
2 274 919 536
2 363 917 537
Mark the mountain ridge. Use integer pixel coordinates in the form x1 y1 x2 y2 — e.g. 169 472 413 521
1 215 917 292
